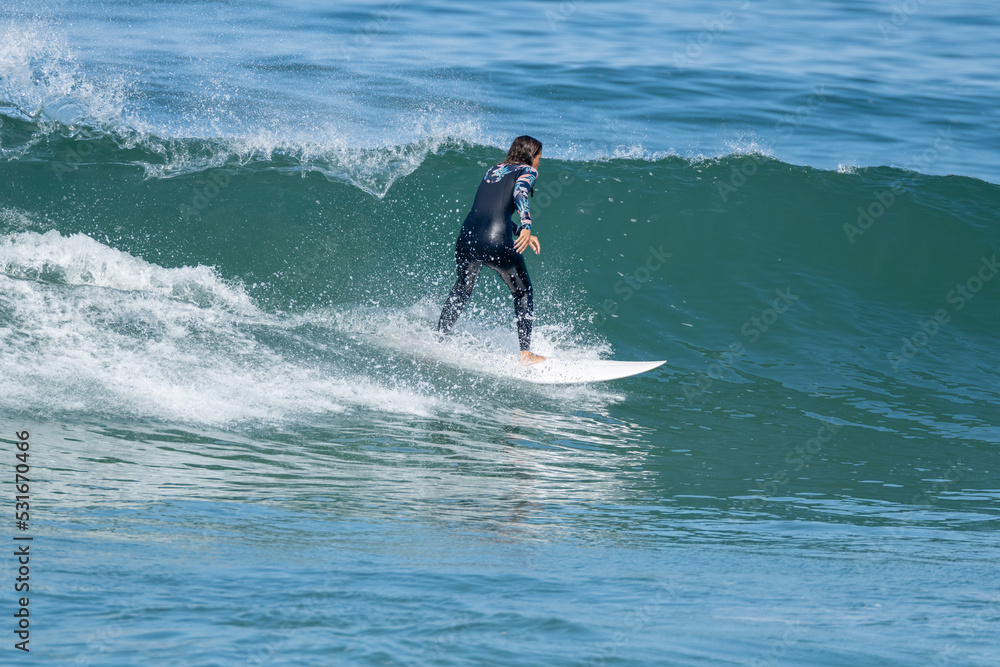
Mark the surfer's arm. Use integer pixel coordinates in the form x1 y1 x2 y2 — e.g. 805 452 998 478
513 166 537 232
513 166 539 254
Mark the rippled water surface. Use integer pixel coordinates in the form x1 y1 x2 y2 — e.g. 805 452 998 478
2 1 999 665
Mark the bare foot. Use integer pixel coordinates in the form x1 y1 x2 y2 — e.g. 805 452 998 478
520 350 546 366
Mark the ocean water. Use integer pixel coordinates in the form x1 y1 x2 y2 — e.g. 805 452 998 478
2 1 999 665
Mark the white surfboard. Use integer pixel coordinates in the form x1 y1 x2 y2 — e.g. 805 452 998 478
512 358 666 385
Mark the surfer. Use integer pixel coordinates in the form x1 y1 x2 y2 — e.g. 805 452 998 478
436 135 545 365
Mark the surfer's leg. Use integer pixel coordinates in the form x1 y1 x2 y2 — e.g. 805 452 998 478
437 254 482 336
489 252 534 352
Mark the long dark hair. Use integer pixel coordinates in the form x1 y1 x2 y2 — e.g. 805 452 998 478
503 135 542 166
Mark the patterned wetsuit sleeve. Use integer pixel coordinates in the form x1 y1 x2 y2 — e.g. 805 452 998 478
513 166 538 232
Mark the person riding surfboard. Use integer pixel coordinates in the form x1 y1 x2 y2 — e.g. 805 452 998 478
436 135 545 365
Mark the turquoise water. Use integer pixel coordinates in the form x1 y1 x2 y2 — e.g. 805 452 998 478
2 1 999 665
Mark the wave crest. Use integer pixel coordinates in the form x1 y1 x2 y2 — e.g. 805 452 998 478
0 229 256 313
0 20 127 130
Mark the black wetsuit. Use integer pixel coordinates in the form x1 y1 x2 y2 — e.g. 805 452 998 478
437 162 538 351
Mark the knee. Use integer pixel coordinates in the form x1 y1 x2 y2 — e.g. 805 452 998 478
520 276 532 299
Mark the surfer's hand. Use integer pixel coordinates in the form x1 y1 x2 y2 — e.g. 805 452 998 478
514 228 531 253
528 235 540 254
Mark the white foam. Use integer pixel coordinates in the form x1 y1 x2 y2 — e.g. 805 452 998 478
0 20 126 129
0 230 255 313
0 208 49 233
721 132 775 158
102 114 491 199
0 20 499 197
197 118 489 198
560 141 679 163
314 300 621 401
0 17 729 196
0 230 455 425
